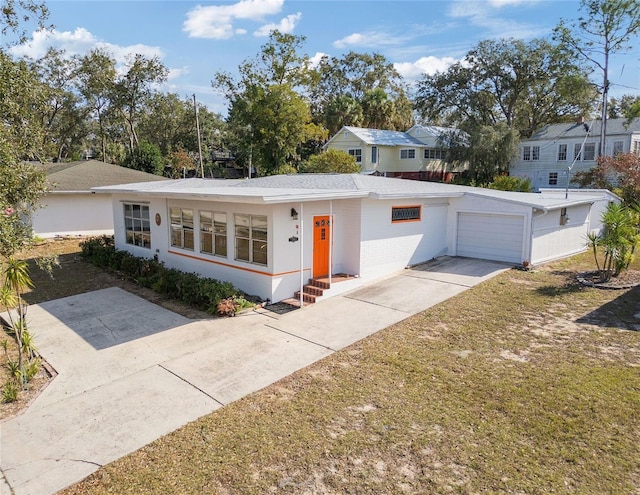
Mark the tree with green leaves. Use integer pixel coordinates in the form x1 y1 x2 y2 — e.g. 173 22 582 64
447 122 520 185
1 0 50 45
299 148 360 174
75 48 117 162
1 0 51 397
608 94 640 121
572 151 640 205
213 31 320 175
554 0 640 156
112 54 168 154
586 202 639 280
122 141 164 175
32 48 88 161
310 51 413 134
415 38 595 137
488 175 532 192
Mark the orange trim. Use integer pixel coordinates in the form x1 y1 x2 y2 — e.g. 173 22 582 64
168 249 308 278
391 204 422 223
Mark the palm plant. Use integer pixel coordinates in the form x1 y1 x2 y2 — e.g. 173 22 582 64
588 203 640 281
1 257 34 384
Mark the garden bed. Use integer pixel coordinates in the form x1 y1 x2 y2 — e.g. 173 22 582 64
577 269 640 289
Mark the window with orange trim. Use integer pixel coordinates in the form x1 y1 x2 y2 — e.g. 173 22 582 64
391 205 421 222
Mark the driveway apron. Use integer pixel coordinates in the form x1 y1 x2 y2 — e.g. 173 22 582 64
0 257 509 495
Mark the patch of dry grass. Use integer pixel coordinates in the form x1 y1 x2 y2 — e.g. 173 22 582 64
56 252 640 494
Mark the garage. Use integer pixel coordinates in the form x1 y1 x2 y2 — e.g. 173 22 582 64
456 212 525 263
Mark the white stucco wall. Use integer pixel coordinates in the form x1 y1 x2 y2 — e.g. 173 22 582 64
539 189 620 235
110 195 366 303
32 193 114 238
358 198 449 279
530 204 590 264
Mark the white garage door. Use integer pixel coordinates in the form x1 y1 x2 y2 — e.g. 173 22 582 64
457 213 524 263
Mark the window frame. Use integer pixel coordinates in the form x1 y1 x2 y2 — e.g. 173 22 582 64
613 140 624 155
548 172 558 186
400 148 416 159
123 202 151 249
170 207 195 251
557 144 567 161
523 145 539 161
574 143 583 161
391 205 422 223
200 210 227 258
234 214 268 266
583 142 596 161
371 146 377 164
348 148 362 163
425 148 446 159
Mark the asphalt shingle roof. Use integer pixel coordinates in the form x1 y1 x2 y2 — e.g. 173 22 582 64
37 160 168 192
94 173 607 210
527 117 640 141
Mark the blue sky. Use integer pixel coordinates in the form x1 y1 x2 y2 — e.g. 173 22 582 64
11 0 640 115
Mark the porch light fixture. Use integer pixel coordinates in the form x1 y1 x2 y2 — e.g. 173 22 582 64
290 208 298 220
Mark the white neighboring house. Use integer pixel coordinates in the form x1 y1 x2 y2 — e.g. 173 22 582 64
324 125 467 181
510 117 640 190
93 174 617 304
31 160 168 238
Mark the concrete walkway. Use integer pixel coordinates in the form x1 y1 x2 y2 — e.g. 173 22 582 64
0 257 509 495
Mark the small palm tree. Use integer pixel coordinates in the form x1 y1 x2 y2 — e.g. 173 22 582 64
2 257 34 384
588 203 640 281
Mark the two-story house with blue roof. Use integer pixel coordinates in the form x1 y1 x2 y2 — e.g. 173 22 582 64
324 125 468 181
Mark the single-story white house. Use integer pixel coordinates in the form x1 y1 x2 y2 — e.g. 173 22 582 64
31 160 167 238
93 174 618 303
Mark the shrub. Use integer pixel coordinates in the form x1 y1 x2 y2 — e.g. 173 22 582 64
23 358 41 382
217 297 239 317
489 174 532 192
587 202 640 281
80 236 254 314
2 380 19 403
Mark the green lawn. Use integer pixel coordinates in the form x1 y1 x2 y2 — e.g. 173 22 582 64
49 251 639 494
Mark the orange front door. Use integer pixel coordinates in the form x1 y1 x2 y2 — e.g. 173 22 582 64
313 215 331 278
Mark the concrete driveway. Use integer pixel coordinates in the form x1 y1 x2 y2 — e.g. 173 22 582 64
0 257 509 495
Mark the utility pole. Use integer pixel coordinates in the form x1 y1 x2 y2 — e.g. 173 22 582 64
247 124 253 179
193 94 205 178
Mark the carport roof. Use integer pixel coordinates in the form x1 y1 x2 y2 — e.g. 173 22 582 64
92 174 607 209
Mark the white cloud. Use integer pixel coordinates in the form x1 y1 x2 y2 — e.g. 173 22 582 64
394 56 459 81
309 51 329 68
9 27 163 63
253 12 302 37
183 0 285 39
10 27 98 58
103 43 163 62
333 31 405 49
167 66 189 81
447 0 545 39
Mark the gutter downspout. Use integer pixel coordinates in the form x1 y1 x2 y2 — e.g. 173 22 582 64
299 202 304 308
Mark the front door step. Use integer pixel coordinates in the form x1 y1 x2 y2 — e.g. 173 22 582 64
292 273 356 304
